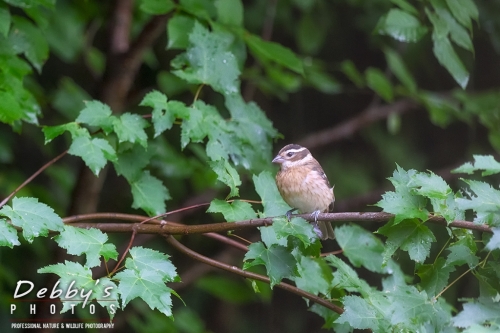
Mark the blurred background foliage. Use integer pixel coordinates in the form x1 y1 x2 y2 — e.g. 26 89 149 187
0 0 499 332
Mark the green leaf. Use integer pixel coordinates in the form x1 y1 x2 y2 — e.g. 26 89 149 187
9 16 48 72
167 14 195 50
335 224 387 273
310 304 341 330
430 192 465 223
0 218 20 248
125 246 178 281
410 171 452 199
340 60 364 88
0 197 64 242
244 242 297 288
178 0 215 20
390 0 418 15
253 171 290 217
453 155 500 176
388 286 434 326
379 9 428 42
139 0 175 14
0 4 11 37
297 13 327 55
130 171 170 216
209 160 241 198
244 33 304 75
113 113 149 148
215 0 243 26
54 225 118 268
418 90 459 126
272 216 317 247
326 255 373 296
259 225 288 248
114 145 151 181
180 103 205 148
456 179 500 225
376 190 428 224
52 77 91 120
173 21 240 95
417 257 455 296
224 94 278 170
265 65 301 92
384 48 417 93
365 67 393 102
140 90 189 137
42 122 82 143
376 166 430 223
430 29 469 88
304 63 341 94
207 199 257 222
293 256 332 296
475 262 500 299
38 261 119 318
43 2 84 62
378 219 436 263
0 91 23 125
76 100 114 134
452 298 500 328
431 3 474 52
4 0 55 9
485 228 500 251
446 0 478 30
68 136 117 175
115 269 175 316
445 236 479 267
336 295 380 330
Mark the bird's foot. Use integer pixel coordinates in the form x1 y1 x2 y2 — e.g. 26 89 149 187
311 210 324 238
285 208 298 221
311 210 321 224
313 224 324 240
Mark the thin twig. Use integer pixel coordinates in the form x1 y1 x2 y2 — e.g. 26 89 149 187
0 150 68 208
164 234 344 314
109 227 138 276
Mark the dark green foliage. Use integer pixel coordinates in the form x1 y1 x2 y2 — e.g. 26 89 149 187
1 0 500 332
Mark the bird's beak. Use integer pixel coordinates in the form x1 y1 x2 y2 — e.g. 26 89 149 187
272 155 283 164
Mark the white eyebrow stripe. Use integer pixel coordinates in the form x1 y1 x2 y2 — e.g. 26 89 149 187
285 148 307 154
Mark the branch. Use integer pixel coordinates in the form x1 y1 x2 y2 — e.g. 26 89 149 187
164 235 344 314
0 150 68 208
109 0 133 54
298 99 418 150
100 13 169 112
65 211 493 234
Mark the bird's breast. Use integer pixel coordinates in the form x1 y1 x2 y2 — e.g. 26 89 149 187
276 168 333 213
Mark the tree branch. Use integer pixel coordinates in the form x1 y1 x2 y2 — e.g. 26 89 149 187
298 99 418 150
100 13 169 112
0 150 68 208
163 234 344 314
65 211 493 234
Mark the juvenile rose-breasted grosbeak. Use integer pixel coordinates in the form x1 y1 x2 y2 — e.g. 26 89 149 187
272 144 335 240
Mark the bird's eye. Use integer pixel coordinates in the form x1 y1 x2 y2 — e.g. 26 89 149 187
286 152 294 157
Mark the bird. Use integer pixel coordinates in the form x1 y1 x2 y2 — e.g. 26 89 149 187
272 144 335 240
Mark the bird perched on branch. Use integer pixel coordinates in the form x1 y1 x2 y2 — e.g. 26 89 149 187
272 144 335 240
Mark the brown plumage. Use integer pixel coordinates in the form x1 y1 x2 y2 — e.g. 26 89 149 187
272 144 335 240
